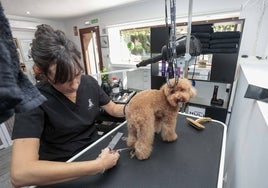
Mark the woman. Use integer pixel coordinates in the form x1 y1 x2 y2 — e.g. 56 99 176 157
11 24 125 187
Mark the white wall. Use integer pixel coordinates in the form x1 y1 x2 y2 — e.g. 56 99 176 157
224 57 268 188
239 0 268 58
8 15 65 39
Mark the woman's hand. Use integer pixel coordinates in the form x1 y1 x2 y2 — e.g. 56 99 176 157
96 147 120 173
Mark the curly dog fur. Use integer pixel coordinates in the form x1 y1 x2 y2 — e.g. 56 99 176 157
125 78 196 160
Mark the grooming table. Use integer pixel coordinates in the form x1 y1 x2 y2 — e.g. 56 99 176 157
38 113 226 188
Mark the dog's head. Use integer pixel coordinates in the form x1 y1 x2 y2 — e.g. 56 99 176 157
160 78 196 107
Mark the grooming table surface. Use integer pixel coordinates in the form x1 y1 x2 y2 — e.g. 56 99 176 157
39 113 226 188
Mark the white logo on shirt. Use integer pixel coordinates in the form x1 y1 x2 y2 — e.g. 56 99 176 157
88 99 94 110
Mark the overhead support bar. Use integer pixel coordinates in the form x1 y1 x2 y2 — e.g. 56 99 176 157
184 0 194 79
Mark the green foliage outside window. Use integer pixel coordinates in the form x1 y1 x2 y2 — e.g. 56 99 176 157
212 24 236 32
121 28 151 57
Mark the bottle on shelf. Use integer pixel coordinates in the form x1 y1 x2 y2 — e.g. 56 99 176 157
111 77 120 95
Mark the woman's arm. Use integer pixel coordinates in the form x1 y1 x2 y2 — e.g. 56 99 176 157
11 138 120 187
102 101 125 117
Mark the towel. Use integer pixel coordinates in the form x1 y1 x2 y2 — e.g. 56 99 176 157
202 48 238 54
210 43 238 49
211 31 241 39
0 2 46 123
210 38 240 45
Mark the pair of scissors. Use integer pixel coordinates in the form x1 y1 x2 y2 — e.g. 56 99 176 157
107 132 130 153
116 148 130 153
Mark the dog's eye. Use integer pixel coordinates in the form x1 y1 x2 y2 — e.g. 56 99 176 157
170 89 175 94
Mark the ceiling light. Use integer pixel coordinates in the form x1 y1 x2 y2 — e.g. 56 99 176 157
26 11 31 15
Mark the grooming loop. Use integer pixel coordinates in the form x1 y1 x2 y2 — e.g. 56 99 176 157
164 0 194 87
165 0 178 88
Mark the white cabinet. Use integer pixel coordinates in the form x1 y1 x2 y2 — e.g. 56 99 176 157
224 56 268 188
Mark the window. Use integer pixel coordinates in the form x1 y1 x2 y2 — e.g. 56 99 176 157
212 21 242 32
108 26 152 65
107 18 164 66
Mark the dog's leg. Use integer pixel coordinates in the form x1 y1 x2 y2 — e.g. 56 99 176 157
154 119 162 133
161 117 178 142
134 123 154 160
127 123 137 149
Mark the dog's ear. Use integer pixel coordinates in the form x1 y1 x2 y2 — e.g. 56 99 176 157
160 83 168 96
190 86 197 98
185 79 197 98
160 78 176 96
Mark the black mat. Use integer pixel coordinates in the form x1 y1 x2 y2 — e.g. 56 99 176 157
39 114 224 188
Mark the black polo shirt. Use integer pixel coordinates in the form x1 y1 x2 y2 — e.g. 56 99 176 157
12 75 111 161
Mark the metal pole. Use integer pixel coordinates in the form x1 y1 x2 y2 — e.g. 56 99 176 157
184 0 193 78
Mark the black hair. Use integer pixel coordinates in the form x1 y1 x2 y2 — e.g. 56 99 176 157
31 24 83 84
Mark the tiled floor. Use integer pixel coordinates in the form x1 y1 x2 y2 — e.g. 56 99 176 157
0 146 13 188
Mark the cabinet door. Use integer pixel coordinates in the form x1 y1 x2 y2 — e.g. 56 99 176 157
205 107 227 123
210 53 238 83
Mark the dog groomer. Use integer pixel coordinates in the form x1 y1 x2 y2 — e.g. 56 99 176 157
11 24 125 188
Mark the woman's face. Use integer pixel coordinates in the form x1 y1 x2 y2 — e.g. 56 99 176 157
47 64 82 95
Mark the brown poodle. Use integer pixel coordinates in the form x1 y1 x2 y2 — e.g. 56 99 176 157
125 78 196 160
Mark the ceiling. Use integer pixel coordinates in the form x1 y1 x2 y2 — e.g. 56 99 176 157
1 0 146 20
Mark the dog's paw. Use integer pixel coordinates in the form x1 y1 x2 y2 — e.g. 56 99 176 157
134 146 152 160
162 133 178 142
135 151 150 160
127 139 136 148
